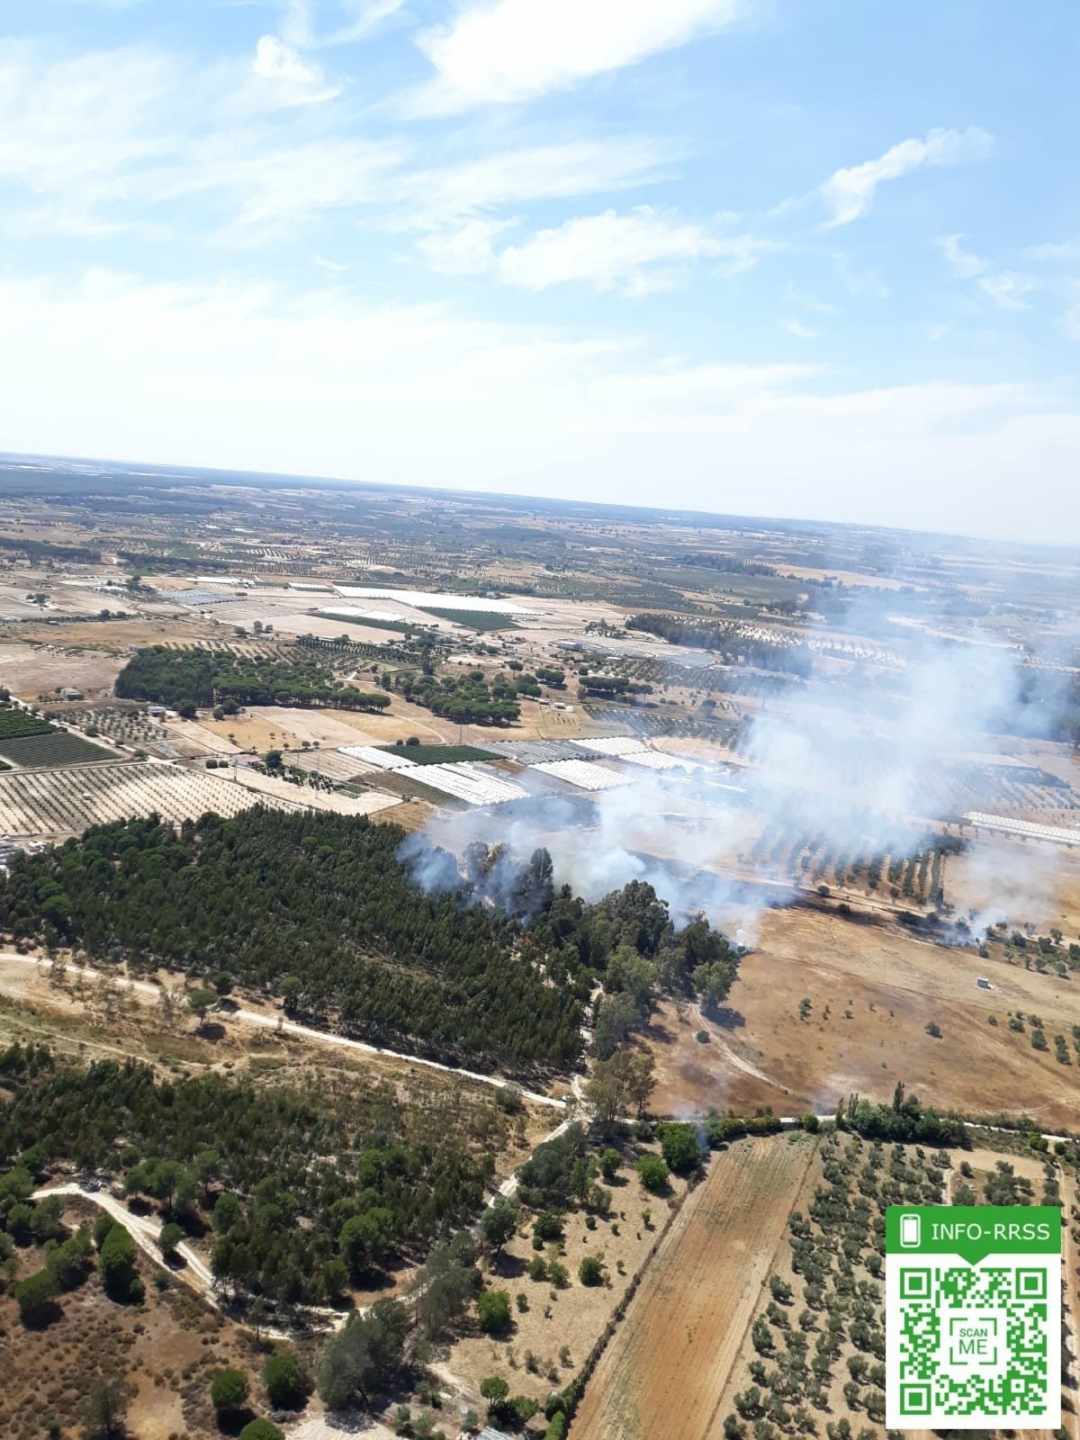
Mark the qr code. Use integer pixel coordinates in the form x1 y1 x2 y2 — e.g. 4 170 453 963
896 1264 1050 1420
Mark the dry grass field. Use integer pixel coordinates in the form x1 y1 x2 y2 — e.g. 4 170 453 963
645 906 1080 1129
443 1162 670 1414
571 1133 819 1440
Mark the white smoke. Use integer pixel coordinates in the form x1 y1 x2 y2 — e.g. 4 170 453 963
399 625 1074 944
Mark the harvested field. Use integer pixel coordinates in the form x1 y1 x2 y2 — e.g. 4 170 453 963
645 906 1080 1129
0 648 126 702
572 1134 818 1440
0 760 293 836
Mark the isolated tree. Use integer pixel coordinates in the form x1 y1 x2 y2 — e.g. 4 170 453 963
636 1154 669 1195
263 1347 309 1411
238 1423 284 1440
578 1255 605 1286
659 1122 702 1175
598 1147 621 1183
99 1222 140 1301
476 1289 512 1335
15 1268 57 1326
82 1379 128 1440
480 1197 519 1258
210 1369 250 1415
480 1375 509 1407
187 986 218 1027
159 1221 185 1262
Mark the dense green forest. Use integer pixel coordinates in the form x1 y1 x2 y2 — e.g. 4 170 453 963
0 811 581 1072
393 668 522 725
0 813 742 1077
115 646 391 717
0 1044 495 1307
627 613 813 678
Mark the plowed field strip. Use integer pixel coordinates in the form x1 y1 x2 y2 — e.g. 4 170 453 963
572 1135 819 1440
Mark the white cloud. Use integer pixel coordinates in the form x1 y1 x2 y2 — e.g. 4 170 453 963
820 127 994 228
976 271 1036 311
3 266 1074 544
1026 238 1080 263
416 219 513 275
0 43 176 191
393 139 671 229
281 0 405 50
157 136 406 238
252 35 341 106
487 207 773 295
937 232 988 278
784 318 817 339
409 0 748 113
936 235 1035 312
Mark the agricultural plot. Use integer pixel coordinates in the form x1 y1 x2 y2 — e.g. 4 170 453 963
572 1134 819 1440
620 749 704 772
339 743 417 770
0 707 52 739
333 585 533 614
0 730 118 768
482 738 591 763
418 605 519 630
220 766 401 816
533 758 632 791
0 761 292 836
582 703 742 738
376 743 497 765
576 735 649 757
396 761 528 805
315 607 421 632
284 748 382 782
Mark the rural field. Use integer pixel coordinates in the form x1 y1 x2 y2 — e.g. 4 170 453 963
442 1162 668 1415
646 906 1080 1129
0 760 295 835
571 1134 819 1440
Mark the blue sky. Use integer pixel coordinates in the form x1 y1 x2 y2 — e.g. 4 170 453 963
2 1 1078 541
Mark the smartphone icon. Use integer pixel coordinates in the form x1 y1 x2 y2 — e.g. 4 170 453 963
900 1214 921 1248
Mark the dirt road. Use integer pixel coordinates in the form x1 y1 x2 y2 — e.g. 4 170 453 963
0 951 566 1111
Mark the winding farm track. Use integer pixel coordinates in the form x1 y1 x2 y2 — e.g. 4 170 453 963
0 951 567 1111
